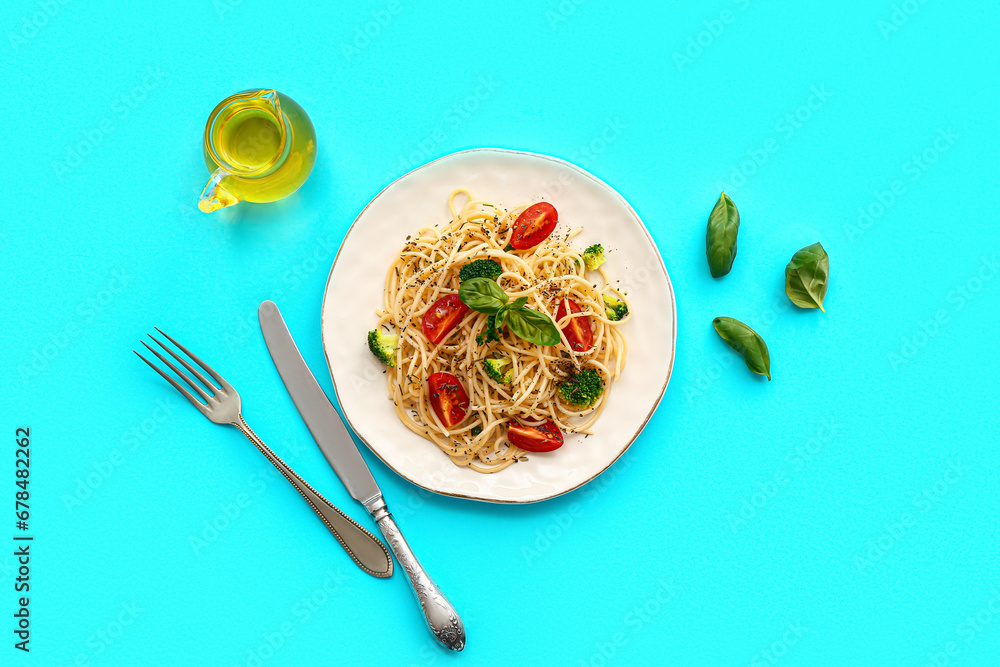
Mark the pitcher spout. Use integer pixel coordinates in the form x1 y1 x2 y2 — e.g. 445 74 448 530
198 167 240 213
256 89 281 116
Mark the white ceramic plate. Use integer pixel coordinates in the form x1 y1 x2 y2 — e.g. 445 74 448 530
321 148 675 503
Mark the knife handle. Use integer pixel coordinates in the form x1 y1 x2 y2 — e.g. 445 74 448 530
366 497 466 651
234 416 393 578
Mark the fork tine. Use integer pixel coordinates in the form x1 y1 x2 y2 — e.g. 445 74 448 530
140 341 212 402
147 333 217 393
134 350 210 416
154 327 230 390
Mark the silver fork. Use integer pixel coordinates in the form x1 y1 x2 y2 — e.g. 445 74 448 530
134 328 392 578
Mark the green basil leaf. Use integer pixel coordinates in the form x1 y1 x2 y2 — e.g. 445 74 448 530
459 277 508 314
784 242 829 311
712 317 771 380
495 304 510 328
507 308 561 346
706 192 740 278
509 296 528 310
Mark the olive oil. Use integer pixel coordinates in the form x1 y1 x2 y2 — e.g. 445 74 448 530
219 111 282 171
199 90 317 212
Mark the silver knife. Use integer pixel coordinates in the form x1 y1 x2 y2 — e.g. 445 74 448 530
258 300 466 652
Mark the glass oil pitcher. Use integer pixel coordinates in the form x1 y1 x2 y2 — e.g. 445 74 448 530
198 89 317 213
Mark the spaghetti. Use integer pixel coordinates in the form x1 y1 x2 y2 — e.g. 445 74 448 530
372 189 630 473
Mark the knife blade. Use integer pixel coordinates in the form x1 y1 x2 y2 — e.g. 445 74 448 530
257 300 466 652
258 301 381 506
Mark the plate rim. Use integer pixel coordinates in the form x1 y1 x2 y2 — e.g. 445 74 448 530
321 147 677 504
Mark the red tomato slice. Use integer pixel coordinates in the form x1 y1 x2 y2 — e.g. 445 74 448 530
556 298 594 352
421 294 469 345
510 202 558 249
427 372 470 428
508 420 564 452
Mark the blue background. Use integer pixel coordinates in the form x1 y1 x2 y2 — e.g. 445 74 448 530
3 0 999 665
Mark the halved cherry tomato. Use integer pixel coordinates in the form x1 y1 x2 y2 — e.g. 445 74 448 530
510 202 558 250
427 372 469 428
556 298 594 352
421 294 469 345
508 420 564 452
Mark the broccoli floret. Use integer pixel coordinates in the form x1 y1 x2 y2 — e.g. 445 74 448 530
459 259 503 282
558 368 604 408
582 244 606 271
482 357 512 384
603 294 629 321
470 425 483 437
476 314 500 346
367 329 398 367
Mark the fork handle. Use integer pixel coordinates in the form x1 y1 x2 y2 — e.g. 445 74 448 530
233 416 393 578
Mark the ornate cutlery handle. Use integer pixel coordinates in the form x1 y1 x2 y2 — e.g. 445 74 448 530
234 416 393 578
365 497 466 651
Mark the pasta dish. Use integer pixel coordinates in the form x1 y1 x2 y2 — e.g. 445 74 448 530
366 189 630 473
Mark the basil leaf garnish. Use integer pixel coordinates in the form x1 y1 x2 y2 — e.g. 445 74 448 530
706 192 740 278
460 281 559 346
507 308 561 346
784 242 829 312
459 277 508 314
495 304 510 328
713 317 771 380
